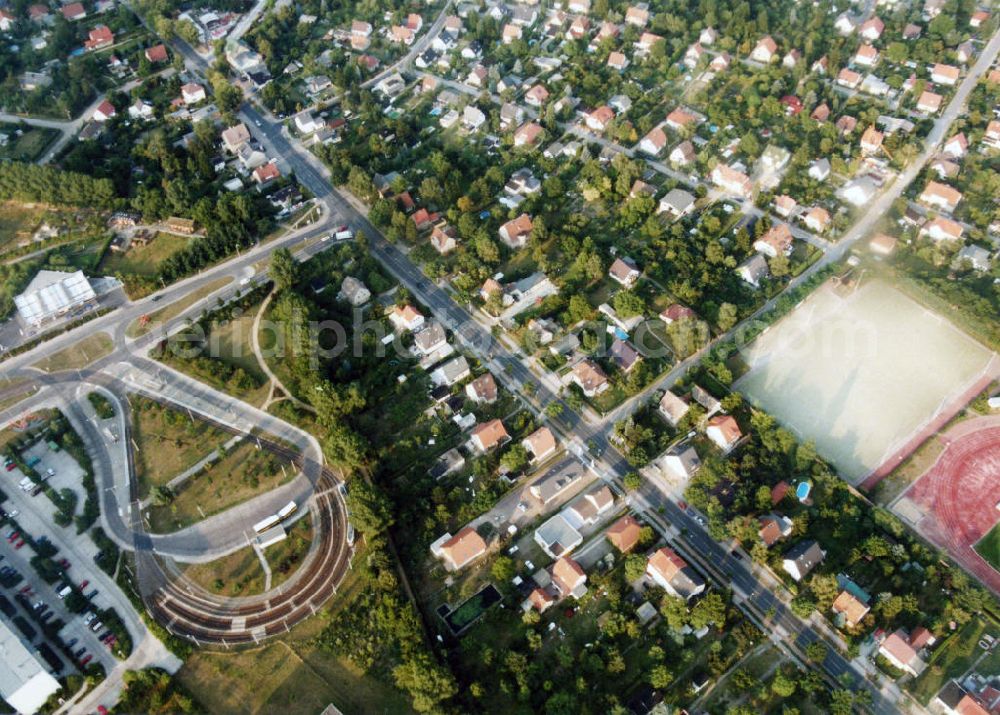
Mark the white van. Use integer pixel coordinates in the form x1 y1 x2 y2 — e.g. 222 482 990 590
58 586 72 599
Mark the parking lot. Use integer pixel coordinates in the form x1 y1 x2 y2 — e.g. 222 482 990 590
21 440 88 505
0 531 117 675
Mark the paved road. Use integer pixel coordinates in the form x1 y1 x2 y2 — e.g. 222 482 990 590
361 1 454 90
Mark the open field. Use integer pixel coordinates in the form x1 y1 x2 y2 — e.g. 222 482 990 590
0 125 59 163
31 332 114 372
181 547 266 597
98 233 189 277
130 397 235 496
909 616 998 704
0 202 47 254
736 280 995 483
125 276 233 338
975 522 1000 573
146 439 294 533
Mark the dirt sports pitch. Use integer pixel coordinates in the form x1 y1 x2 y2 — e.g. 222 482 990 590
893 415 1000 597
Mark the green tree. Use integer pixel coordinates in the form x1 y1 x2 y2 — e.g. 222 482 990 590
624 554 647 582
623 472 642 491
343 479 392 534
771 671 796 697
491 555 515 582
270 247 298 292
393 653 458 713
717 302 738 331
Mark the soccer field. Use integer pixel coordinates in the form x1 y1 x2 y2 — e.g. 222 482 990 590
736 280 994 483
975 522 1000 573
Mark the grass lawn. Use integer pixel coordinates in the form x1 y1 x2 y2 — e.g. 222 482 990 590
130 397 235 497
180 547 266 597
909 616 998 704
125 276 233 338
98 233 190 278
0 125 59 162
974 522 1000 573
32 332 114 372
0 378 38 413
177 543 414 715
146 439 295 534
267 517 313 590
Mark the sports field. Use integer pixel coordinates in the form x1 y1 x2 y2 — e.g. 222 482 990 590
975 522 1000 573
736 280 994 483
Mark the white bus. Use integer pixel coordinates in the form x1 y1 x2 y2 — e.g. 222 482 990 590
253 514 281 534
277 501 297 520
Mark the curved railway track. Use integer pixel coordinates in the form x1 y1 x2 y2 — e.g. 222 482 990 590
114 385 355 646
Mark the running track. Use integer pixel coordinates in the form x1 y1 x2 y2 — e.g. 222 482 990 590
901 419 1000 597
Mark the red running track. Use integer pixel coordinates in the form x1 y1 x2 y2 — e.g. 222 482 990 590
903 422 1000 597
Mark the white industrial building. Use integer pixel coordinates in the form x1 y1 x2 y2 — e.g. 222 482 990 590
0 619 60 714
14 270 97 328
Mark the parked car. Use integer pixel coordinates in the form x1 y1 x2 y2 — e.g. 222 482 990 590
83 612 95 625
73 647 85 658
66 637 78 648
14 540 25 550
58 559 70 570
80 654 92 666
86 589 98 599
89 620 102 632
79 580 89 590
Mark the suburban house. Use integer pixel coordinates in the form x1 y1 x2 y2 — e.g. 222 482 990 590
338 276 371 306
710 52 731 71
535 513 583 558
878 629 929 676
430 223 459 254
859 15 884 40
934 678 999 715
837 68 862 89
551 556 587 599
526 588 555 613
942 132 968 158
804 207 831 233
670 140 696 166
389 304 425 332
523 426 557 463
930 63 960 85
432 527 487 571
782 540 825 581
413 321 448 357
639 127 667 156
470 419 509 452
659 303 695 325
983 120 1000 149
527 462 586 506
608 257 640 287
831 590 870 628
658 390 689 427
572 360 609 397
774 195 797 217
758 514 793 547
839 176 877 206
870 233 898 256
737 254 770 288
252 162 281 186
431 356 471 387
565 486 614 528
919 181 963 213
658 188 695 219
861 125 883 154
854 44 879 66
607 51 629 71
609 339 641 373
93 99 116 122
585 105 615 133
658 444 701 481
62 2 86 20
181 83 207 105
920 216 964 242
917 90 943 113
513 122 544 147
750 35 777 63
646 547 705 599
145 44 168 63
706 415 742 452
525 84 549 106
222 123 251 153
665 108 698 132
498 213 533 248
711 164 753 198
693 385 722 413
753 223 793 257
465 373 498 404
807 158 831 182
84 25 114 51
606 515 642 553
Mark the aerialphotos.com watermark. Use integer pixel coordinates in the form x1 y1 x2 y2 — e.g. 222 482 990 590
147 299 886 371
